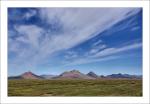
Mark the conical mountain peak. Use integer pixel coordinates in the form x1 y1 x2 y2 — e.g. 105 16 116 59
58 69 94 79
23 71 33 75
87 71 98 78
21 71 41 79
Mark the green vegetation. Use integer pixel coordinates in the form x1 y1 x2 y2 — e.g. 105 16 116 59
8 79 142 96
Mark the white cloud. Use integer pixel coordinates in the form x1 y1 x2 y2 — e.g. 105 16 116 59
15 25 44 48
23 9 37 20
9 25 45 67
89 44 106 54
93 40 103 46
92 43 142 58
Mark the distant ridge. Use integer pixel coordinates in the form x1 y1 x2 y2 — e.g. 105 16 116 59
107 73 142 79
56 70 94 79
8 70 142 80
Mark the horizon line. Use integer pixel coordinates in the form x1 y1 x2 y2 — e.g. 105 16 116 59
8 70 142 77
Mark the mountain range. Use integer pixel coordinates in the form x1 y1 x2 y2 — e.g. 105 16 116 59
8 70 142 80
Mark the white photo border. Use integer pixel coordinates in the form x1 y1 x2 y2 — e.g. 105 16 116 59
0 0 150 104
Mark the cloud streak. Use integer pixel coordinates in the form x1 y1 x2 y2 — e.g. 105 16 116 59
92 43 142 58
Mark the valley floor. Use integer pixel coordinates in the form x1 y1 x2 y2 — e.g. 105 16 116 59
8 79 142 96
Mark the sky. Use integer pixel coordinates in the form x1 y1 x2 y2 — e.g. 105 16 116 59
8 8 142 76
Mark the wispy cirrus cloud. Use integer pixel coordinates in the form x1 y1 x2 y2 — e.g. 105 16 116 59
89 44 107 54
64 42 142 66
8 8 142 74
131 26 141 31
92 43 142 58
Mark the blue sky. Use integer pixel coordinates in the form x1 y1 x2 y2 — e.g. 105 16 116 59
8 8 142 76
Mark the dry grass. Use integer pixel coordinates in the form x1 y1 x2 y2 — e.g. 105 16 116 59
8 79 142 96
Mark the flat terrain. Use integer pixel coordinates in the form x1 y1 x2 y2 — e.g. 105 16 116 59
8 79 142 96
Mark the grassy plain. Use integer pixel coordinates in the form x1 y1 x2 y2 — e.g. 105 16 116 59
8 79 142 96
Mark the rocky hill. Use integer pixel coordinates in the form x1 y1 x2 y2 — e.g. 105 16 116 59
56 70 94 79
